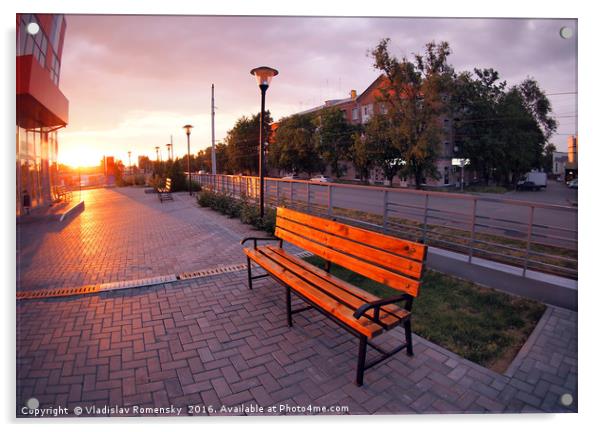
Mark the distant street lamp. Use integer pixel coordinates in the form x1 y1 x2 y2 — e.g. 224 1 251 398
250 66 278 218
155 146 160 162
166 143 172 161
183 124 193 195
127 151 132 175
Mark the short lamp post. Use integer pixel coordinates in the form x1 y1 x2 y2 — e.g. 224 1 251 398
183 124 193 195
127 151 132 175
250 66 278 218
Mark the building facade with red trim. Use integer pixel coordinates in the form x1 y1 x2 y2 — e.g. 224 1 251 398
16 13 69 215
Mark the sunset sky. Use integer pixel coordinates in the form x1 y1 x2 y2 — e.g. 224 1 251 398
57 15 577 168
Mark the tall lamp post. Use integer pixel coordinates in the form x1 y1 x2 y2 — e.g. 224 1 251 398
250 66 278 219
183 124 193 195
127 151 132 175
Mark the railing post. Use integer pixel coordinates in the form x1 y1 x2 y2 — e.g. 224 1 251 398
469 199 477 263
276 180 280 205
306 182 311 212
290 182 294 208
523 206 535 277
383 189 389 233
422 194 429 243
328 185 333 217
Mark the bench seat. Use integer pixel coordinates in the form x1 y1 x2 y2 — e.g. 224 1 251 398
244 245 410 338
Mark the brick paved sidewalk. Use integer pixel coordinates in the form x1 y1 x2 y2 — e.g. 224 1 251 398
17 187 265 292
16 271 577 416
16 186 577 416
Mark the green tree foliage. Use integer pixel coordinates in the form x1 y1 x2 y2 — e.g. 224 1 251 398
224 112 272 175
314 107 355 178
452 70 556 185
350 131 372 183
269 113 322 176
371 39 453 188
451 68 507 185
543 143 557 174
361 114 405 184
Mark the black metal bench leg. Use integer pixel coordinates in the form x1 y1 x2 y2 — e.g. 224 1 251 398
286 286 293 327
246 257 253 290
404 319 414 356
356 336 367 386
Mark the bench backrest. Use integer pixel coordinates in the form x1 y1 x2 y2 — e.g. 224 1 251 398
165 178 172 189
274 207 427 297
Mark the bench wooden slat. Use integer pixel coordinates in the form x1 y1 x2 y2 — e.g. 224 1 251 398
275 227 421 297
265 245 409 322
277 207 426 262
244 248 384 338
276 217 423 279
258 247 409 329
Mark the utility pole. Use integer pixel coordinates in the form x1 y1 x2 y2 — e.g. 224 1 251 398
211 84 217 175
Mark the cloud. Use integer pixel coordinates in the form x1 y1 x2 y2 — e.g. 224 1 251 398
58 14 577 163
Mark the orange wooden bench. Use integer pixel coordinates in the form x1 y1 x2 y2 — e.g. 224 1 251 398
157 178 173 202
241 207 428 386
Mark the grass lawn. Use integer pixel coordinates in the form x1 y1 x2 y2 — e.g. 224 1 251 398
304 255 546 373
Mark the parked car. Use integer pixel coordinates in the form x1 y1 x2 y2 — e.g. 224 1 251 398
282 174 299 180
310 175 333 183
567 178 578 189
516 181 542 191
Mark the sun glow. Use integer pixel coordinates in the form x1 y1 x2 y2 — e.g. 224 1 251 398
59 148 103 168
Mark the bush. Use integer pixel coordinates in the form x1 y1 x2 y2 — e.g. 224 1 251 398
134 174 146 186
196 188 276 233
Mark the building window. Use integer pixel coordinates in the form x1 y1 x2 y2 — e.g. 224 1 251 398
17 14 49 69
50 55 61 85
443 118 450 130
50 15 64 49
379 102 387 114
362 104 373 123
352 107 359 121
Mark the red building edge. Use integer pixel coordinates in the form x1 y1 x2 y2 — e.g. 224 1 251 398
16 13 69 215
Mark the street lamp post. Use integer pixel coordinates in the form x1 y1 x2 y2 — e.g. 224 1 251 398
128 151 132 175
250 66 278 219
183 125 193 195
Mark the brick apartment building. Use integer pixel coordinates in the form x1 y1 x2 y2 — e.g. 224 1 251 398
272 74 455 187
16 13 68 215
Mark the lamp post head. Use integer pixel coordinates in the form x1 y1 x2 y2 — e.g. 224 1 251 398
183 124 193 136
250 66 278 88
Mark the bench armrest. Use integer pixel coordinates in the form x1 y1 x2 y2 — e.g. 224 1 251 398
240 236 283 249
353 294 414 321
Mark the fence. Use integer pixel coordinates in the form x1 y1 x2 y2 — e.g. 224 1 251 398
191 173 578 280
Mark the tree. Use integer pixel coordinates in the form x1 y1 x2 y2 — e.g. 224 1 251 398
370 39 453 188
543 143 557 174
452 71 556 186
314 107 355 178
269 113 322 176
495 87 549 185
137 155 153 173
224 112 272 175
350 132 372 183
451 68 507 185
361 114 405 185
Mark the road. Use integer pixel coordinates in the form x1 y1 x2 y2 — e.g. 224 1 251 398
193 174 577 250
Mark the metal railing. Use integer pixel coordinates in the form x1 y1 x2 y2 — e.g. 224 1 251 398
191 173 578 280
